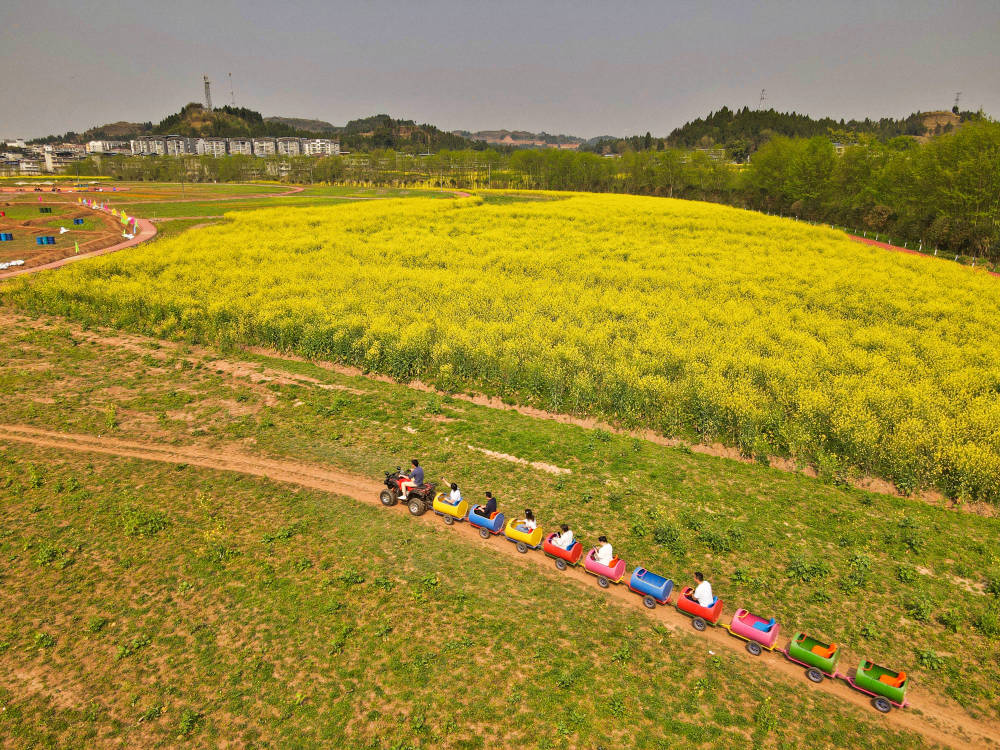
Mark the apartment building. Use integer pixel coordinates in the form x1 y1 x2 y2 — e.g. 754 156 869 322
276 137 303 156
131 136 167 155
302 138 340 156
86 140 129 154
196 138 228 157
165 135 193 156
228 138 252 156
252 138 276 156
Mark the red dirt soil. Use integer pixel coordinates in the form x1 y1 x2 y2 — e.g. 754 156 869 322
849 235 999 278
0 422 995 749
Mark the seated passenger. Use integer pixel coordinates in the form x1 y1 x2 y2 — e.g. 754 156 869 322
515 508 537 533
691 571 714 608
551 523 575 549
475 491 498 518
444 482 462 504
594 535 613 566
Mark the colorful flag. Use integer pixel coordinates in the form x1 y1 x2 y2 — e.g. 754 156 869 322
74 241 80 255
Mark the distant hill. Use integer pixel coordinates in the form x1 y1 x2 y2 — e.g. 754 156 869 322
338 114 478 151
664 106 975 156
579 107 979 158
453 128 586 148
265 116 338 133
83 121 153 139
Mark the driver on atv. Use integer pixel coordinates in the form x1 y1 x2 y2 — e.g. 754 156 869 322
397 458 424 500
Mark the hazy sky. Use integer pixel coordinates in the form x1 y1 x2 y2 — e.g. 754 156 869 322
2 0 998 139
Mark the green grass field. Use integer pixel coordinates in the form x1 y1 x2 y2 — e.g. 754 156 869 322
0 313 997 748
0 440 930 749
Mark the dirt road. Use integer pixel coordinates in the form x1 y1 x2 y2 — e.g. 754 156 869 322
0 422 995 750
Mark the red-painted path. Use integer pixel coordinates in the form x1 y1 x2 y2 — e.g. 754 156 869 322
849 235 998 278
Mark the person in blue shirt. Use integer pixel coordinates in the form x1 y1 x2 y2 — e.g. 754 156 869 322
397 458 424 500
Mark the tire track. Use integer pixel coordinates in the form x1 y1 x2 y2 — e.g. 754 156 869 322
0 423 995 749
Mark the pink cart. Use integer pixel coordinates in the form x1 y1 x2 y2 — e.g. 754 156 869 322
582 548 627 588
724 608 781 656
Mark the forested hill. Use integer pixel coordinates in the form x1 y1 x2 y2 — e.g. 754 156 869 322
31 106 482 151
666 106 972 155
337 114 481 151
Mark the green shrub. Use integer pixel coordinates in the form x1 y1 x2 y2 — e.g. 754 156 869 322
786 557 830 582
119 506 168 537
937 609 964 634
904 596 933 623
973 607 1000 638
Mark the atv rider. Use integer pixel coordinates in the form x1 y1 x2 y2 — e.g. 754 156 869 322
398 459 424 501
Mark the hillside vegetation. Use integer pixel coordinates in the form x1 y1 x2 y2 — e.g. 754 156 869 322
5 193 999 501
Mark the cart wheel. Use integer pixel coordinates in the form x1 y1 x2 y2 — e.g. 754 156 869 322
806 668 824 683
643 595 657 609
872 697 892 714
595 575 609 588
444 515 454 526
408 499 425 516
516 542 528 554
555 558 567 571
479 528 490 539
746 641 762 657
692 617 707 632
379 490 397 507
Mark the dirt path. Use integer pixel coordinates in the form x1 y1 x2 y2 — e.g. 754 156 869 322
0 423 994 749
848 235 999 278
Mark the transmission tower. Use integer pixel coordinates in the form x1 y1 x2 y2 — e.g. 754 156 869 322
759 88 767 110
203 75 213 111
953 91 961 112
228 72 236 107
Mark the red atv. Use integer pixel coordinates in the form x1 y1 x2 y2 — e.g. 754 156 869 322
381 468 436 516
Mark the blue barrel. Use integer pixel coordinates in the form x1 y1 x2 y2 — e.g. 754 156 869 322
0 233 12 241
468 507 505 533
629 567 673 602
73 218 84 225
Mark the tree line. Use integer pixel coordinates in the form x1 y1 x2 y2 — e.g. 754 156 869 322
74 119 1000 261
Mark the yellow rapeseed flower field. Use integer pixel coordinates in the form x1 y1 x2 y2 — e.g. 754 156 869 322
6 193 1000 500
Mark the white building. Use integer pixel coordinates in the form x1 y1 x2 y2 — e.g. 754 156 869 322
228 138 252 156
252 138 276 157
196 138 228 157
131 137 167 155
165 136 192 156
86 140 126 153
276 137 303 156
303 138 340 156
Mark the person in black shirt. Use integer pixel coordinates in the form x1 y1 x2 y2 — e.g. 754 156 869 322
477 491 498 518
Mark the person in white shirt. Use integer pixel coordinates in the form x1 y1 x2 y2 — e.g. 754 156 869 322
446 482 462 504
552 524 575 549
692 571 714 608
594 535 613 566
515 508 537 532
